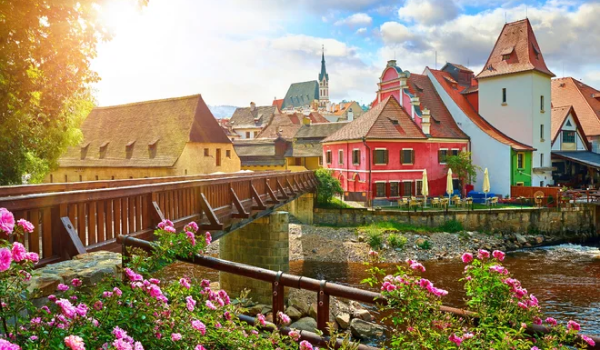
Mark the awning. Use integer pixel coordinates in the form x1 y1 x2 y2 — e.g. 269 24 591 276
552 151 600 169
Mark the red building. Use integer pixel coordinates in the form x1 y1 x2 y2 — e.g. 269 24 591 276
322 60 469 202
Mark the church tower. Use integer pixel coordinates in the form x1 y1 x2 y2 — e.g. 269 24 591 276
319 45 329 108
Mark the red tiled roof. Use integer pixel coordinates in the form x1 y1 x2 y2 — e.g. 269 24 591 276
272 99 284 110
307 112 329 124
477 19 554 79
406 73 468 139
550 105 588 146
257 114 303 139
552 77 600 136
429 69 535 151
322 96 426 142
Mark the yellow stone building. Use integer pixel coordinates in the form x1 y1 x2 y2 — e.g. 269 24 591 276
46 94 240 182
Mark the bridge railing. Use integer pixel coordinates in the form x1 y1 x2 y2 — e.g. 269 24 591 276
119 235 600 350
0 171 316 267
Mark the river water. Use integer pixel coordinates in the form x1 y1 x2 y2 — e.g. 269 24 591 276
163 243 600 336
289 243 600 336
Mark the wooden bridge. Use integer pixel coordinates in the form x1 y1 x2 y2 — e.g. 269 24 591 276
0 170 316 267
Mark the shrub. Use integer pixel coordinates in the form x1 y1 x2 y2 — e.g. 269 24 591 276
439 219 463 233
367 231 383 250
314 168 343 205
387 233 407 249
417 239 432 250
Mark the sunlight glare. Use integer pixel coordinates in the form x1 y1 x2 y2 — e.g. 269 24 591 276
98 0 141 36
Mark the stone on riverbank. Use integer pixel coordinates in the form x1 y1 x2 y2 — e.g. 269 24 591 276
290 317 318 332
284 306 303 321
335 312 351 329
350 319 385 339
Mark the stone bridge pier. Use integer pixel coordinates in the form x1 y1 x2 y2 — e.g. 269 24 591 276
219 211 290 304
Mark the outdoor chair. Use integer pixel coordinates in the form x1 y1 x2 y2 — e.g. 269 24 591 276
451 196 461 206
490 197 498 206
463 197 473 208
397 198 408 207
431 197 440 208
440 198 449 208
409 199 420 209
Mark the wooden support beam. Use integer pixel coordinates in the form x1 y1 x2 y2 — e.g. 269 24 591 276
60 217 87 257
276 180 290 199
251 184 267 210
316 280 330 332
200 193 224 230
265 181 280 204
230 187 250 219
151 201 166 224
286 179 297 195
295 177 306 192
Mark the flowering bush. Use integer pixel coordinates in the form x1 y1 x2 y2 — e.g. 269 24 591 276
364 249 595 349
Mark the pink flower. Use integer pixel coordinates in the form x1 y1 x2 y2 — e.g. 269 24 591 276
477 249 490 259
582 335 596 347
64 335 85 350
528 294 539 307
112 326 128 339
545 317 557 326
18 270 31 281
419 279 432 289
299 340 313 350
195 346 206 350
124 268 143 282
410 262 426 272
0 248 12 272
11 242 27 262
191 320 206 335
180 278 191 289
427 285 448 297
201 279 211 288
185 222 199 232
57 284 70 292
492 250 505 261
517 302 528 309
17 219 34 233
148 285 163 298
55 299 77 319
224 311 232 320
112 339 132 350
94 301 103 311
289 330 300 341
0 208 15 235
257 313 266 326
186 231 196 246
489 265 507 274
26 252 39 263
205 232 212 245
113 287 122 297
157 219 174 230
171 333 182 341
448 334 462 346
532 316 542 325
164 226 176 233
368 250 378 257
186 296 196 312
567 320 581 331
461 253 473 264
71 278 82 287
205 300 217 310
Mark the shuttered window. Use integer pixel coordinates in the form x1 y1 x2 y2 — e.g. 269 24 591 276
402 182 412 197
375 183 386 197
401 149 414 165
374 149 388 165
326 151 332 164
390 182 399 197
352 149 360 165
438 149 448 164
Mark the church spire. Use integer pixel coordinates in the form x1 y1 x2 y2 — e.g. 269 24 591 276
319 45 329 82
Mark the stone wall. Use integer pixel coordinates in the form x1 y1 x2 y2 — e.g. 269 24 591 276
280 193 314 224
314 205 598 236
219 211 290 304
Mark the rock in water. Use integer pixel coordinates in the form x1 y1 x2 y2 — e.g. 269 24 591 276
290 317 317 332
284 306 303 321
350 319 385 339
514 233 527 244
335 312 351 329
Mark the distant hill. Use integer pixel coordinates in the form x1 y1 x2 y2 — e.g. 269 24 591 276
208 105 238 119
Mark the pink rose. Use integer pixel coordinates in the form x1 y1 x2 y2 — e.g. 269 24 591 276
0 208 15 235
461 253 474 264
179 278 191 289
11 242 27 262
64 335 85 350
0 248 12 272
492 250 505 261
57 284 70 292
409 262 426 272
567 320 581 331
582 335 596 347
477 249 490 259
195 346 206 350
448 333 462 346
299 340 313 350
71 278 82 287
205 232 212 245
191 320 206 335
17 219 34 233
26 252 39 263
171 333 182 341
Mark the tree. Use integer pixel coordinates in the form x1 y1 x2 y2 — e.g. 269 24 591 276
314 168 343 204
446 151 481 196
0 0 145 185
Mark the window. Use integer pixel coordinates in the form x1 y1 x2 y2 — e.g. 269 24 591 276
517 153 524 169
540 153 544 167
502 88 507 103
402 182 412 197
451 149 459 157
216 148 221 166
375 183 386 197
374 149 388 165
79 175 82 182
401 149 414 165
566 120 572 127
540 95 545 111
562 131 575 143
204 148 209 156
185 169 188 175
95 175 99 181
319 156 323 165
348 107 353 113
226 150 231 158
438 149 448 164
64 175 68 182
416 180 423 196
390 182 399 197
50 174 53 183
338 150 344 165
540 124 544 140
326 151 332 164
254 131 259 137
540 181 544 187
111 176 115 180
352 149 360 165
502 54 510 61
245 132 250 138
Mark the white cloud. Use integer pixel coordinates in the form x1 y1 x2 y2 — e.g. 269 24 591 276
380 21 414 43
398 0 460 25
335 13 372 27
356 27 367 35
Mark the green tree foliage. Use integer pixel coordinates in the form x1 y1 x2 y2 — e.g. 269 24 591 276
314 168 343 204
0 0 145 184
446 151 482 196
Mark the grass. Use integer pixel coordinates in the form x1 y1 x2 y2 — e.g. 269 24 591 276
387 233 408 249
358 221 437 235
316 198 353 209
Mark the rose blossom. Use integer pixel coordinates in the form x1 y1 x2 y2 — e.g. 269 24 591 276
582 335 596 347
205 232 212 245
186 296 196 312
57 284 70 292
157 219 174 230
71 278 82 287
64 335 85 350
567 320 581 331
492 250 505 261
195 346 206 350
0 248 12 272
409 262 426 272
477 249 490 259
289 330 300 341
205 300 217 310
26 252 39 263
0 208 15 235
257 313 267 326
17 219 34 233
448 334 462 346
11 242 27 262
186 231 196 246
191 320 206 335
171 333 182 341
299 340 314 350
545 317 557 326
461 253 473 264
180 278 191 289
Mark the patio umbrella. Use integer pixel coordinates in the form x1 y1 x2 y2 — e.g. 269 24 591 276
483 168 490 201
446 168 453 198
422 169 429 206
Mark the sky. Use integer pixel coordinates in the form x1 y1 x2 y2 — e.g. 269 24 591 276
92 0 600 108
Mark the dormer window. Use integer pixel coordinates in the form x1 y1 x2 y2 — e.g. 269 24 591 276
500 47 513 61
126 140 135 159
532 44 540 59
99 141 109 159
148 138 159 159
80 142 90 160
502 54 511 61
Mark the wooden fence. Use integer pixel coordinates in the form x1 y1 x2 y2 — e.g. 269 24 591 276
510 186 560 200
0 171 316 267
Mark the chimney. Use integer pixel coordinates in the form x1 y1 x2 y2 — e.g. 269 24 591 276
387 60 397 68
410 96 420 119
399 72 408 87
421 108 431 135
250 102 256 111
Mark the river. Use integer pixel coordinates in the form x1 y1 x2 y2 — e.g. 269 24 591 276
162 243 600 336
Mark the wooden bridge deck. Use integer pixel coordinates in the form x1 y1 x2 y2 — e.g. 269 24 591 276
0 171 316 267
